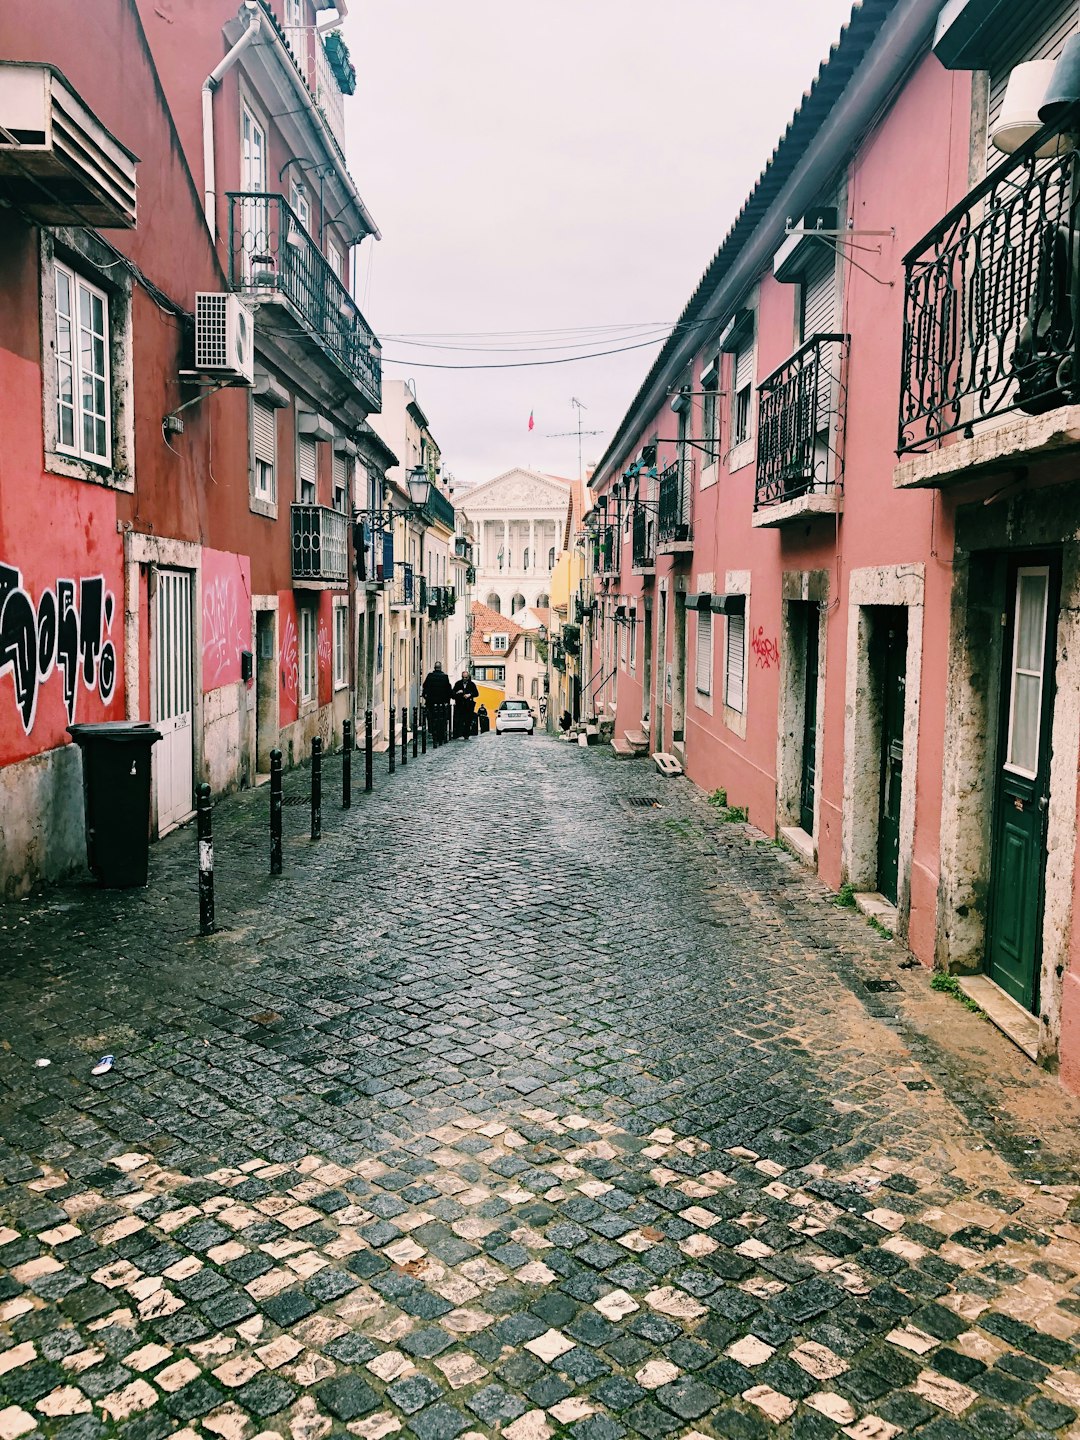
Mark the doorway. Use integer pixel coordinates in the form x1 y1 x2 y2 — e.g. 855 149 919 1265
653 592 666 752
642 601 653 729
799 604 820 835
671 591 687 747
985 557 1059 1012
153 567 194 833
255 610 276 775
871 607 907 907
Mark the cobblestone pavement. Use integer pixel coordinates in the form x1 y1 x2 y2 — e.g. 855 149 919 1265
2 735 1080 1440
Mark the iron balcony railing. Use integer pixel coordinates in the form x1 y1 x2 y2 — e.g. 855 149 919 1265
292 504 348 584
227 192 381 411
658 458 692 544
414 575 427 614
454 535 472 559
391 561 414 608
596 524 618 575
756 333 848 509
632 504 655 569
283 25 347 150
899 121 1080 453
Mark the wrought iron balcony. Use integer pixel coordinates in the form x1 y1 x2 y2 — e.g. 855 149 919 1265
632 505 656 571
658 458 692 546
596 524 619 575
414 575 427 614
283 25 349 151
228 192 380 410
391 561 413 608
292 504 348 585
899 123 1080 455
755 334 848 513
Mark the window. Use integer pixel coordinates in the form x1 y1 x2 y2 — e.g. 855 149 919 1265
290 180 310 233
523 548 530 571
54 261 110 463
1006 567 1050 778
701 360 719 465
252 398 277 504
725 609 746 713
299 605 317 703
332 450 350 513
619 619 627 668
548 546 556 568
475 665 505 683
333 601 348 689
732 342 754 449
531 678 539 698
284 0 304 25
630 615 637 670
297 435 317 504
327 240 344 281
376 613 384 675
516 674 525 696
491 633 509 652
241 107 266 193
696 611 713 695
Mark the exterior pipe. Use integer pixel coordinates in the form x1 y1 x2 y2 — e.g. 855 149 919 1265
316 1 348 36
202 0 262 232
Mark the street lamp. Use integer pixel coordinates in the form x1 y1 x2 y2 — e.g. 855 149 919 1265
406 465 432 511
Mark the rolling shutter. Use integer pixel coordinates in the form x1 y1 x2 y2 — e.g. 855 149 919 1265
253 400 276 465
725 610 746 713
801 246 836 342
695 611 712 695
986 0 1076 169
735 342 754 395
297 436 317 499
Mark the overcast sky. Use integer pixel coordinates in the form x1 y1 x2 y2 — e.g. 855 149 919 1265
346 0 857 487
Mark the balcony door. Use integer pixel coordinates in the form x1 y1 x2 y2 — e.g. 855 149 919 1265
240 106 268 277
986 557 1059 1011
873 609 907 907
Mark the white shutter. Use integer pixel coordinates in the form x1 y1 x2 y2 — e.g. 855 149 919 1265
725 609 746 713
695 611 712 695
253 400 276 465
986 0 1076 169
297 436 317 499
801 247 836 341
735 343 754 394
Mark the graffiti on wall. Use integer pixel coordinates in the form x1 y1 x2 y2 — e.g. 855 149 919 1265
0 563 117 734
317 620 332 671
751 626 779 669
201 549 251 691
280 611 299 706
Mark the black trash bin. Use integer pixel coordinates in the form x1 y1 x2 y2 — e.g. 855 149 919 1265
68 723 162 888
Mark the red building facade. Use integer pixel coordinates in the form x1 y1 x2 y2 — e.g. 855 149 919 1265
0 0 381 891
586 0 1080 1094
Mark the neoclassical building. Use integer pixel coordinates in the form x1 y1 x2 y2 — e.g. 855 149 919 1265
466 468 571 616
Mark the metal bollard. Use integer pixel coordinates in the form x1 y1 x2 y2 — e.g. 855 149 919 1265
420 704 427 755
343 718 353 809
311 736 322 840
197 783 215 935
412 706 419 759
401 706 408 767
365 710 373 792
388 705 395 774
270 748 282 874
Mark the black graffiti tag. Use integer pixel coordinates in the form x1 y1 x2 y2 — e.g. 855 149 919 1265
0 563 117 735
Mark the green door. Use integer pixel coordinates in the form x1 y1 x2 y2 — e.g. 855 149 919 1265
875 610 907 906
799 605 819 835
986 558 1059 1012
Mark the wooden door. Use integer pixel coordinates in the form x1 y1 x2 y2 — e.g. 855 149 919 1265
875 609 907 906
986 557 1059 1011
153 568 194 833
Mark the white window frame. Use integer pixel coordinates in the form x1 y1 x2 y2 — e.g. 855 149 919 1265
290 179 311 234
251 396 278 515
724 608 747 715
332 449 350 513
695 611 713 697
1004 565 1050 780
297 434 317 504
53 260 111 465
299 605 317 704
630 614 637 671
327 239 344 281
333 599 349 691
729 334 757 472
492 633 509 653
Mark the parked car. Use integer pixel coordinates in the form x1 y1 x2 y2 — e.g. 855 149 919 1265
495 699 535 735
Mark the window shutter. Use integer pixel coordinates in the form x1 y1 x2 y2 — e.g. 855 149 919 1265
725 610 746 712
333 449 347 494
298 436 317 492
735 343 754 395
801 247 836 341
253 400 276 465
986 0 1076 168
695 611 712 695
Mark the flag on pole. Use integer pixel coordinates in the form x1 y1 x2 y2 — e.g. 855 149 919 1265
528 411 534 431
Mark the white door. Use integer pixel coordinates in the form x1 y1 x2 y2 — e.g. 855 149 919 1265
240 106 268 276
154 568 194 833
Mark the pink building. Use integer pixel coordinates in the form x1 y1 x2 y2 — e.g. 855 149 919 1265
586 0 1080 1094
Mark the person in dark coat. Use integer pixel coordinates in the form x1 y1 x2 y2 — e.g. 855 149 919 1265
452 669 479 739
422 661 452 744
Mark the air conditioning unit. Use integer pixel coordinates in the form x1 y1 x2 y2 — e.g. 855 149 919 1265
195 292 254 384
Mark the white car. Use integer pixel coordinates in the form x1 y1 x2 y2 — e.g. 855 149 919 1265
495 699 535 735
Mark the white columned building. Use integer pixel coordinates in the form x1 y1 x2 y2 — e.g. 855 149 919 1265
466 468 571 618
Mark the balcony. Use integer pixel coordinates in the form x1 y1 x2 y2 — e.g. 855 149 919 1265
390 561 414 608
753 334 848 527
415 575 427 614
292 505 348 586
896 124 1080 487
596 524 619 576
632 505 656 574
283 25 350 152
228 192 380 411
658 459 693 551
422 485 456 531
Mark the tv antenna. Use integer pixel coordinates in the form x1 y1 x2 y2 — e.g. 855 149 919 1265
546 397 602 481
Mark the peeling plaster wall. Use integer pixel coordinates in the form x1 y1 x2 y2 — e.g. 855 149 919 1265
0 745 86 896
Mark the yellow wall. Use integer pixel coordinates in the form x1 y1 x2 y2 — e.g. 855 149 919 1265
475 683 505 725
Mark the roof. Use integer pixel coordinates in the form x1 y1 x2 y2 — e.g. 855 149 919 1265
469 601 528 658
591 0 897 485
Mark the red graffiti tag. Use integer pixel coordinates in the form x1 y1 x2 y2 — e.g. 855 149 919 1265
751 626 779 669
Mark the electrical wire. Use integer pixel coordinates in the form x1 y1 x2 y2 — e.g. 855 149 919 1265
379 335 674 370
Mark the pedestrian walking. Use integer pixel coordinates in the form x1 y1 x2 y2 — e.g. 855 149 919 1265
452 669 479 739
422 661 452 745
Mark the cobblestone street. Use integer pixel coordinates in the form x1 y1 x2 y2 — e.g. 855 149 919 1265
2 736 1079 1440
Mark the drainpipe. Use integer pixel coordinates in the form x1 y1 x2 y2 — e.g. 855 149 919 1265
316 1 348 35
202 0 262 232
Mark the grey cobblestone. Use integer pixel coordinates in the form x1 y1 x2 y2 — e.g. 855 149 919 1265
0 736 1079 1440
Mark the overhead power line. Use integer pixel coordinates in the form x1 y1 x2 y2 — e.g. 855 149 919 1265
379 335 675 370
